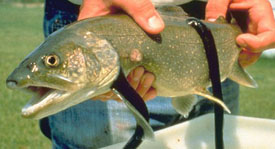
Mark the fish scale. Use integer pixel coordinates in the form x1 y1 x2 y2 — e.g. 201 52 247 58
6 6 257 142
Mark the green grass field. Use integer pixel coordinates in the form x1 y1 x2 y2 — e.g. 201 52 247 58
239 58 275 119
0 3 51 148
0 3 274 148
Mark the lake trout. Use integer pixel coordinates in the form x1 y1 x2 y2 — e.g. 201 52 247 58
6 6 257 140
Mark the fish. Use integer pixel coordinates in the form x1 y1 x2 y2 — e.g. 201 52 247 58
6 6 257 140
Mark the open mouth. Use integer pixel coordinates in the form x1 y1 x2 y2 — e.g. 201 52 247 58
27 86 53 98
21 85 64 118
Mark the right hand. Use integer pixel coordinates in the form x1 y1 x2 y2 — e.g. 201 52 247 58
206 0 275 67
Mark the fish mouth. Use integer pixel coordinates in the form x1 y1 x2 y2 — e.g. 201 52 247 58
21 85 68 119
21 84 98 120
27 86 53 98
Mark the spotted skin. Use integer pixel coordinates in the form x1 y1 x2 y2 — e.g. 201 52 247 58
6 7 256 122
73 14 246 97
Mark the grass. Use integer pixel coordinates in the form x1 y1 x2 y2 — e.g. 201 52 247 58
0 3 51 148
239 58 275 119
0 3 274 148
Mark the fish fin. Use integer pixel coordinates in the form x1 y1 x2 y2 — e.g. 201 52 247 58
215 16 228 23
194 88 231 114
230 17 238 25
156 5 188 17
229 62 258 88
112 89 155 140
172 95 198 118
123 98 154 140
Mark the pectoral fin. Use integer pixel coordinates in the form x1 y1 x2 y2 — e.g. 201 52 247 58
194 88 231 114
172 95 198 118
112 89 154 140
229 62 258 88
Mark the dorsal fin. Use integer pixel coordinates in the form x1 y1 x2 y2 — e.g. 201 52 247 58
215 16 228 24
230 17 238 25
156 5 188 17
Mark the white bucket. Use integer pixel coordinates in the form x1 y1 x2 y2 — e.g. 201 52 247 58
103 113 275 149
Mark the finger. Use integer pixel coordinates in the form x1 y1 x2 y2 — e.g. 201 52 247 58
78 0 112 20
136 72 155 97
236 31 275 53
238 49 261 67
205 0 231 21
143 88 157 101
230 0 272 10
229 1 253 10
114 0 164 34
92 91 121 102
127 67 145 89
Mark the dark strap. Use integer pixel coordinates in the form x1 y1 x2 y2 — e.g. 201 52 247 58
187 18 224 149
111 69 149 149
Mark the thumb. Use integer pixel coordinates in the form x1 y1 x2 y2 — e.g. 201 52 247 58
236 31 275 53
114 0 164 34
205 0 231 21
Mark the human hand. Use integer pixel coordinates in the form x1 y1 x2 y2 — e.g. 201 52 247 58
205 0 275 67
78 0 163 101
93 67 157 102
78 0 164 34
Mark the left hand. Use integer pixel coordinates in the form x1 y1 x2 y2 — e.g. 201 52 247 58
78 0 162 102
206 0 275 67
92 67 157 102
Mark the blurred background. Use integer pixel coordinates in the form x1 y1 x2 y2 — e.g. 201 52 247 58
0 0 274 148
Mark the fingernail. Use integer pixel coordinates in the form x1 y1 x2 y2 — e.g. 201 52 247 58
207 18 216 22
148 15 163 29
237 39 247 48
239 42 247 48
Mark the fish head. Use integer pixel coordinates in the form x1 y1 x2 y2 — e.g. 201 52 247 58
6 26 120 119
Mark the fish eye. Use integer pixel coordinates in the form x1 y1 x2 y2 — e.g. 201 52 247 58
44 55 59 67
